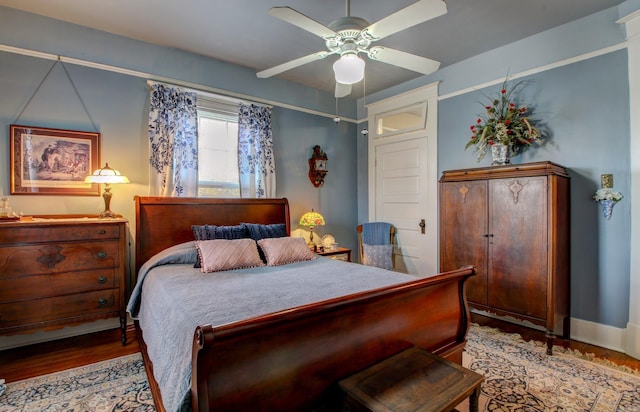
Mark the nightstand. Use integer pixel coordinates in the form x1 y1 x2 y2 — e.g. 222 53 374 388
316 247 351 262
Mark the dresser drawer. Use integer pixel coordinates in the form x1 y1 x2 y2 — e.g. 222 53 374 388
0 218 127 341
0 240 120 278
0 223 122 245
0 269 116 302
0 290 119 330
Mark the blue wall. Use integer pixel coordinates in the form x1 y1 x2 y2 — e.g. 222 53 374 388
357 5 633 329
438 52 631 327
0 3 636 330
0 6 359 258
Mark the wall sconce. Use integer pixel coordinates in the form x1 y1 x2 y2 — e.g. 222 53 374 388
593 173 622 220
308 145 328 188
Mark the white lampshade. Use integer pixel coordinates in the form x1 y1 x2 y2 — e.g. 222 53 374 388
333 54 365 85
84 163 130 184
84 163 129 218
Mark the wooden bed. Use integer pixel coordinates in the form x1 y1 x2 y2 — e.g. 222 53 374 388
133 196 476 412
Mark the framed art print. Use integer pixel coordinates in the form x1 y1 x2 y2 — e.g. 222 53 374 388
10 125 101 195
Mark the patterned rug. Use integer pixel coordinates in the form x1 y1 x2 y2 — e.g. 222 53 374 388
463 325 640 411
1 329 639 411
0 353 154 412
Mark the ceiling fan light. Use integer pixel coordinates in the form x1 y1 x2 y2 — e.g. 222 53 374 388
333 54 365 85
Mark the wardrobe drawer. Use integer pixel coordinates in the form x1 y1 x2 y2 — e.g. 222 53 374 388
0 290 119 330
0 269 116 302
0 240 120 278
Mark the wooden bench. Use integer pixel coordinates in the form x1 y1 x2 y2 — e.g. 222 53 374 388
339 347 483 412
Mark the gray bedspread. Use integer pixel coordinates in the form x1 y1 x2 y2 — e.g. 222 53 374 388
127 241 419 412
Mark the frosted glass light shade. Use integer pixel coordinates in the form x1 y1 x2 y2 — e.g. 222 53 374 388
84 163 130 184
84 163 129 218
333 54 365 85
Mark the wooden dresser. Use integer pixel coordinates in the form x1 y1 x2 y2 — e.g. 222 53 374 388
439 162 570 354
0 218 128 344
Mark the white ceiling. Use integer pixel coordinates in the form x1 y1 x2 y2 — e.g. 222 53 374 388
0 0 625 96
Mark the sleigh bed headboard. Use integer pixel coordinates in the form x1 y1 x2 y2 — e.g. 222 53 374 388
133 196 290 274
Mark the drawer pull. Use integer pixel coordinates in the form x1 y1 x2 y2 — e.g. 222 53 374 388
97 229 106 235
98 276 107 284
98 298 108 306
97 251 107 259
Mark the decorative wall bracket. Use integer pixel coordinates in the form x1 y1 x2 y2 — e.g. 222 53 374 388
308 145 328 188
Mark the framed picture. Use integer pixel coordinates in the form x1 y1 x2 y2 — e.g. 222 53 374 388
10 125 101 196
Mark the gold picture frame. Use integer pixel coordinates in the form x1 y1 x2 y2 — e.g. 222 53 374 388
10 125 101 196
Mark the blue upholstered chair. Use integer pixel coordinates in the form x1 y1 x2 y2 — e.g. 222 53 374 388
357 222 395 270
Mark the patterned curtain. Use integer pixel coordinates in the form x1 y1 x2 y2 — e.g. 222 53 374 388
237 103 276 198
148 83 198 196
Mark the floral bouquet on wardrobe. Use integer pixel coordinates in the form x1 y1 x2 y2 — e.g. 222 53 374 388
465 77 543 162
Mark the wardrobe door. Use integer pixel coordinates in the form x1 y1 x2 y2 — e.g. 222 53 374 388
440 180 488 305
488 176 548 319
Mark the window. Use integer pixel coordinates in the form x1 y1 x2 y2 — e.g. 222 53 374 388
197 97 240 197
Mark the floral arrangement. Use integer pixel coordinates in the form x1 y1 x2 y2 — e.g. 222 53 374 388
593 188 623 203
465 77 543 161
594 188 623 220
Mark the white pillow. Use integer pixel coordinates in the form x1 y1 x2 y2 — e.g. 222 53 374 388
362 244 393 270
257 237 315 266
195 239 264 273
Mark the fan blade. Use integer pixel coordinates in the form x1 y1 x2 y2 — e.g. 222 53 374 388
257 51 331 78
268 7 336 38
335 82 352 98
364 0 447 40
367 46 440 75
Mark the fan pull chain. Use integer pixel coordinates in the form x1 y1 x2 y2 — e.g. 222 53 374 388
361 74 369 135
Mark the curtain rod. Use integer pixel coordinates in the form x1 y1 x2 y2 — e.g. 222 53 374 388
0 43 357 123
146 80 271 108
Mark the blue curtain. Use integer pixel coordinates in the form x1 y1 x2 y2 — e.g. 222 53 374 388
237 103 275 198
148 83 198 196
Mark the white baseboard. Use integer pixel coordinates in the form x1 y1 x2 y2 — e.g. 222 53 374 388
0 318 120 351
570 317 627 353
472 308 634 356
625 321 640 359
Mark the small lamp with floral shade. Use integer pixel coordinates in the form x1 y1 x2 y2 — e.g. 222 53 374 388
299 209 325 249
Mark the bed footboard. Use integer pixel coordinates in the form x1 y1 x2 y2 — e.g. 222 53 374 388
191 266 475 412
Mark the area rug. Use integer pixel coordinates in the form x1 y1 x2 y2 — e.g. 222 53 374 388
0 353 154 412
463 325 640 411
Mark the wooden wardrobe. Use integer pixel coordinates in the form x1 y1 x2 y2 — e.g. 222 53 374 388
439 161 570 354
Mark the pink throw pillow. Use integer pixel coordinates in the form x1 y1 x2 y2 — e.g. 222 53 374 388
195 239 264 273
257 237 315 266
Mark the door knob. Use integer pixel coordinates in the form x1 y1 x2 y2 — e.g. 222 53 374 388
419 219 426 234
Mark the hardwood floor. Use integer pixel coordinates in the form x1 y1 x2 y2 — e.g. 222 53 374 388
0 325 140 382
0 316 638 385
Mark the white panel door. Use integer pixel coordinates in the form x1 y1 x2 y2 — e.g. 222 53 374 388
367 82 439 276
374 137 434 275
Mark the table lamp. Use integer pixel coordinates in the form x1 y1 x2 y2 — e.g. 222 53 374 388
299 209 325 248
84 163 129 218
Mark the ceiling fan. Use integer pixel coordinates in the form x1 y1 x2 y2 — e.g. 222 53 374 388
256 0 447 97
